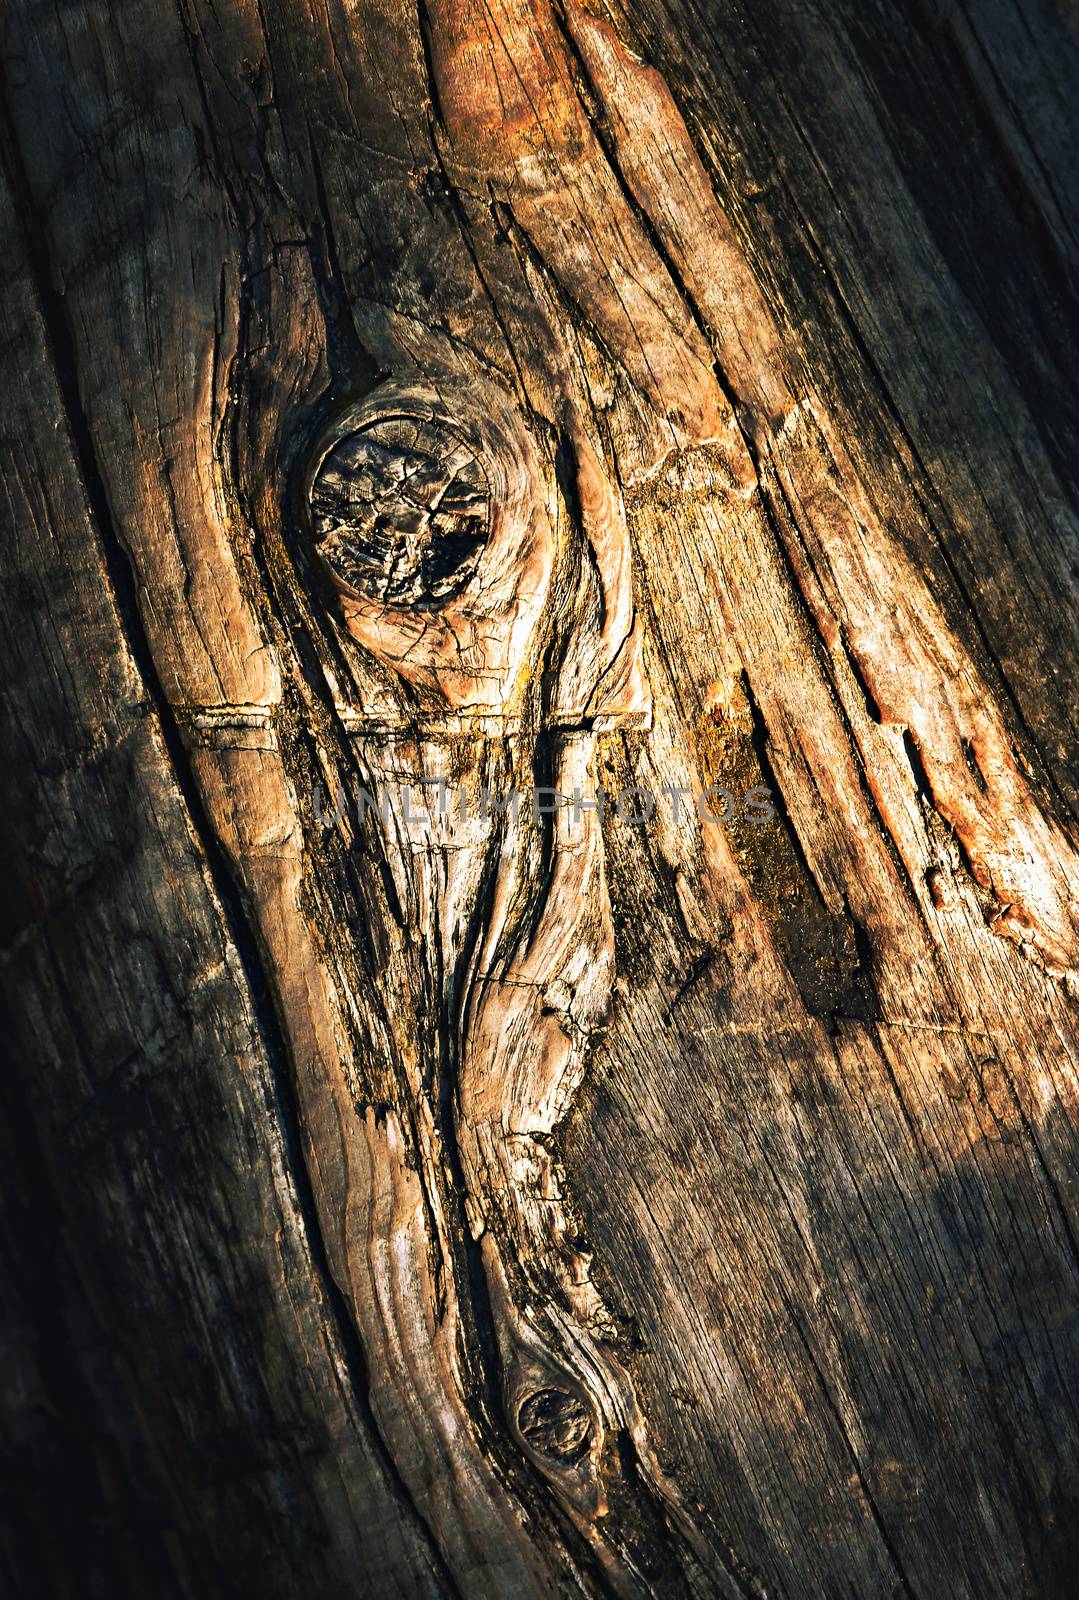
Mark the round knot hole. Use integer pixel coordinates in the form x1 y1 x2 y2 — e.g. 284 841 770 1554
309 413 490 607
517 1387 594 1465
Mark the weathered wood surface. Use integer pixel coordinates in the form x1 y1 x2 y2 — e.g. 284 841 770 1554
2 1 1079 1595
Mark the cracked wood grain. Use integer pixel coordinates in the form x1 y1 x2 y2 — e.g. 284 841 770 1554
3 0 1079 1597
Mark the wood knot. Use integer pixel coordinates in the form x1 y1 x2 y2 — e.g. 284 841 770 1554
517 1386 594 1464
309 413 490 607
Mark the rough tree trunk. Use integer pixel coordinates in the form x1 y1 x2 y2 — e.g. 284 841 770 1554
2 1 1079 1596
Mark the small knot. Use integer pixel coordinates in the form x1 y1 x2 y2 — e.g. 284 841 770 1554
517 1387 594 1465
309 413 489 607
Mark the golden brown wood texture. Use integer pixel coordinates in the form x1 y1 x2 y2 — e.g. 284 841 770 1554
2 1 1079 1596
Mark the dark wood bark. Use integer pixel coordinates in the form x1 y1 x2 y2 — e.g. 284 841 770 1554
2 2 1079 1596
